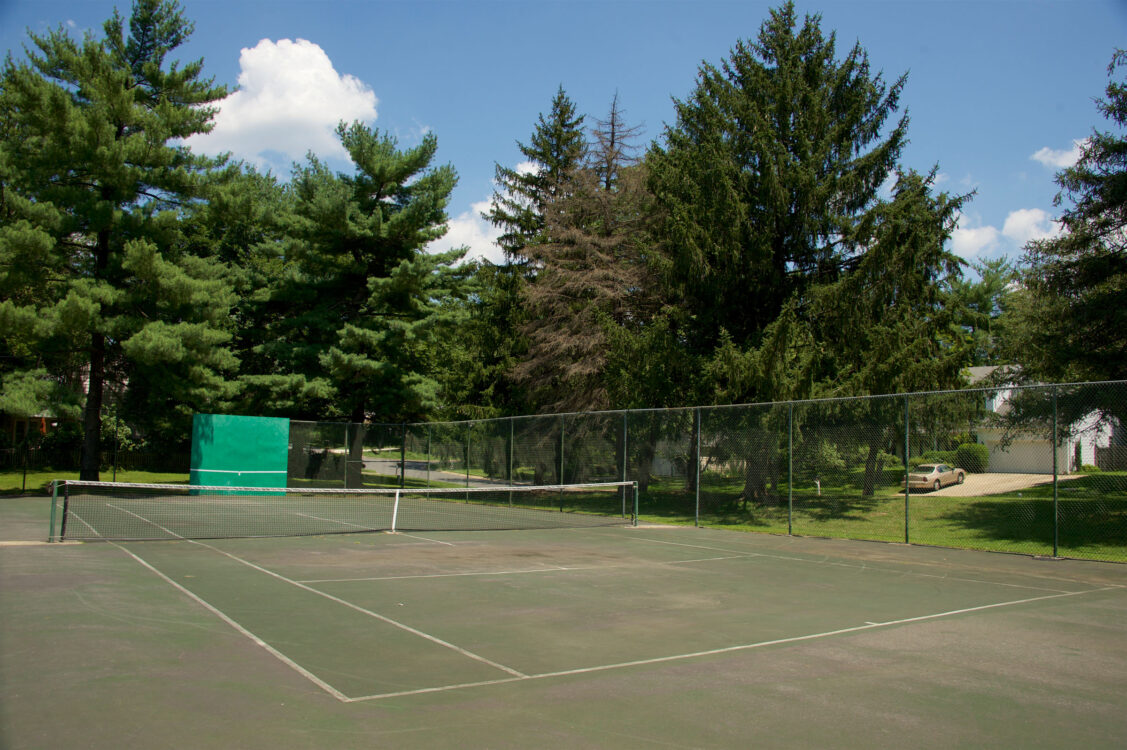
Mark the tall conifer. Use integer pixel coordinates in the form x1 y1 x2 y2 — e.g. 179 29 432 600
252 123 468 425
648 1 907 360
0 0 233 476
484 86 586 262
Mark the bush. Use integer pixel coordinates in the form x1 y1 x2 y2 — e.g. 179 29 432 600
955 443 989 473
910 450 955 468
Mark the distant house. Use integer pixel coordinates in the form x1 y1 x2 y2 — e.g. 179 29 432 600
966 366 1121 473
1 413 51 447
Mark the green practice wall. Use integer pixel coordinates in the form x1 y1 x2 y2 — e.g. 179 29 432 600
190 414 290 492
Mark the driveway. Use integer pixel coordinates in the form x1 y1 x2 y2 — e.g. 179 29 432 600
925 472 1081 497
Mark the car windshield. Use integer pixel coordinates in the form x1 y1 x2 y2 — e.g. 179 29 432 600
916 465 938 472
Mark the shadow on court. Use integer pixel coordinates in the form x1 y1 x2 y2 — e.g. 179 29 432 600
2 496 1126 749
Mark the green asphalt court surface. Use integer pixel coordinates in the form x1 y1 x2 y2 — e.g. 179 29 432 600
2 496 1126 749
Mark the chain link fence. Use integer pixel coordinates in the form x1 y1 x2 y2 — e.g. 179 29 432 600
285 381 1126 562
17 382 1121 560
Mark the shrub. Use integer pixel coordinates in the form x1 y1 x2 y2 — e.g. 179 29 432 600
955 443 989 473
910 450 955 468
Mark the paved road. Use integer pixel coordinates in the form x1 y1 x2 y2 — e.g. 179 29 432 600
364 458 510 488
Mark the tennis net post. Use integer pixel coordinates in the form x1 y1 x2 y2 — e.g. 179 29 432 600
48 480 59 542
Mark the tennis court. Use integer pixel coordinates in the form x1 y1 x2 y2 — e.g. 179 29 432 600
2 493 1126 748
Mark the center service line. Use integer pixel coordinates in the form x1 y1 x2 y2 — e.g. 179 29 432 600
110 504 527 703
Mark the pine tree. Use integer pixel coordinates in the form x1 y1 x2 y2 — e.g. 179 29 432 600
253 122 470 426
648 1 907 364
483 85 587 262
949 258 1016 367
0 0 233 476
590 92 643 192
1010 49 1127 383
513 97 656 412
476 87 586 415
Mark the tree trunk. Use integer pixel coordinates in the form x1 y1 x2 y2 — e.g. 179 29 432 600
686 411 699 493
80 332 105 481
861 430 889 499
80 221 112 482
346 403 366 489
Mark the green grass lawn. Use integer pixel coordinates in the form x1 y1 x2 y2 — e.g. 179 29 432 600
0 469 190 496
636 473 1127 563
9 465 1123 562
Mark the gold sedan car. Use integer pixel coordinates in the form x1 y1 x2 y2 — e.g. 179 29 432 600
905 463 966 492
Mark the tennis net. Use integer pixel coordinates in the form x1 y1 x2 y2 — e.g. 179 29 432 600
50 480 638 541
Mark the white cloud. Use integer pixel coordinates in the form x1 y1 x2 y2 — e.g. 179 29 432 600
1001 208 1062 246
427 200 504 265
951 207 1064 260
427 161 547 266
185 38 378 172
1031 139 1085 169
951 221 1001 260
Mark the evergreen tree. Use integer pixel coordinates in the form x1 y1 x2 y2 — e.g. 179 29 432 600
252 122 470 425
1009 49 1127 383
484 85 586 261
949 257 1016 367
707 170 970 500
179 162 294 413
513 97 656 412
476 86 586 415
590 92 643 192
788 170 968 397
0 0 233 476
648 1 907 372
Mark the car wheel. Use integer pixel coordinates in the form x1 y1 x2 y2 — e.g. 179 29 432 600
957 473 965 484
933 480 941 492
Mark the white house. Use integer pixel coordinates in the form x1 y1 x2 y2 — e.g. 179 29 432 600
967 366 1120 474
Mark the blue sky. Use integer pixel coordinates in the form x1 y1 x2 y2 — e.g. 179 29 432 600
3 0 1124 265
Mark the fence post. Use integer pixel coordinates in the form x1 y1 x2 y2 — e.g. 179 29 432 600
400 423 407 489
694 407 701 528
787 403 793 536
20 439 29 494
622 412 629 518
559 416 566 485
1052 386 1059 557
904 394 911 545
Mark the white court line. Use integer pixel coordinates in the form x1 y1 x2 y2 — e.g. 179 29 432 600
96 510 1124 704
107 504 527 701
343 584 1124 702
192 544 527 679
112 542 350 702
393 532 456 546
625 535 1083 595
